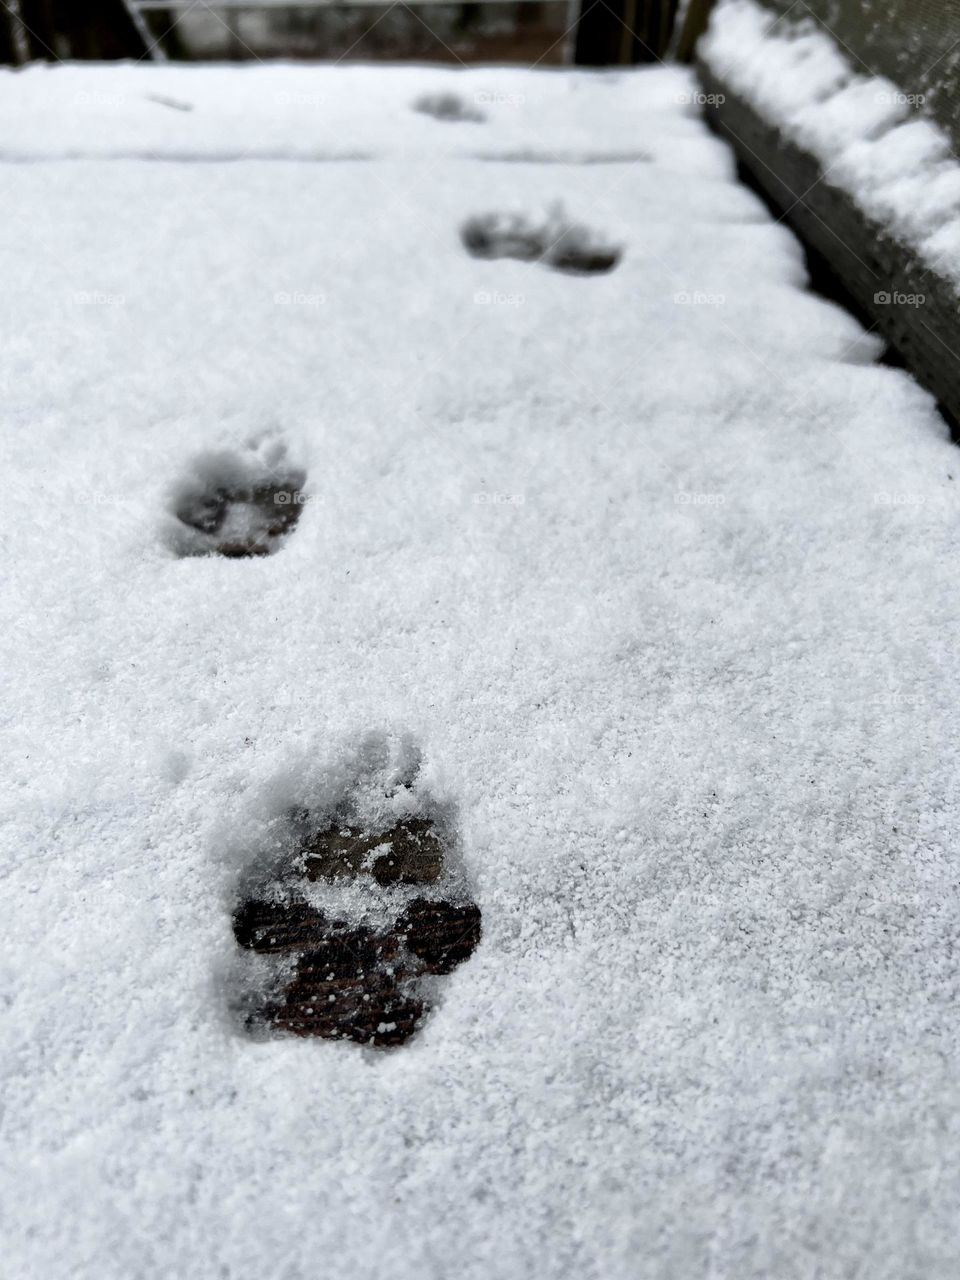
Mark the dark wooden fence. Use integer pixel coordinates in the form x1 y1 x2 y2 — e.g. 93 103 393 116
574 0 677 66
1 1 151 60
1 0 684 66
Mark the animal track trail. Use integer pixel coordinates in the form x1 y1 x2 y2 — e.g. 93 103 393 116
168 445 307 558
461 205 622 275
412 91 486 123
231 742 481 1049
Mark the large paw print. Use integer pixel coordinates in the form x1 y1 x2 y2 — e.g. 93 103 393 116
461 203 622 275
167 444 307 558
232 741 481 1048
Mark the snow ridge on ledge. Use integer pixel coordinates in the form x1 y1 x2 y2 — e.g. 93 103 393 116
700 0 960 292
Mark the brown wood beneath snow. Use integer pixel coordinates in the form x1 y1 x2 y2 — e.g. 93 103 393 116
302 818 444 886
233 818 481 1048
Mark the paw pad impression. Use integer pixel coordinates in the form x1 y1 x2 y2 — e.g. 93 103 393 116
413 91 485 123
169 446 307 558
232 751 481 1048
461 204 622 275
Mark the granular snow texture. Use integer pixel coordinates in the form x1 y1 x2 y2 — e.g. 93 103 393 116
1 62 959 1280
701 0 960 291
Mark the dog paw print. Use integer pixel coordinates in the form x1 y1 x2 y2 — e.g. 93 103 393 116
167 445 307 558
231 742 481 1048
461 203 622 275
412 91 485 123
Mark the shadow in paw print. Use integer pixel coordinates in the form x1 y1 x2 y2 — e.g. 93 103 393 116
412 91 485 123
168 447 307 559
461 204 622 275
231 740 481 1048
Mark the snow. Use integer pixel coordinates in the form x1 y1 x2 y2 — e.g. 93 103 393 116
700 0 960 290
2 59 960 1280
0 61 715 172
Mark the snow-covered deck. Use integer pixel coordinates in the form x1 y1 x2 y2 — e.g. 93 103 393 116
2 60 959 1280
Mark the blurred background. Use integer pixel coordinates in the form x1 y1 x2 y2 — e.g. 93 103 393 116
0 0 694 67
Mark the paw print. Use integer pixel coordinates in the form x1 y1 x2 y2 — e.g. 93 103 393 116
231 741 481 1048
461 203 622 275
412 91 485 123
167 444 307 558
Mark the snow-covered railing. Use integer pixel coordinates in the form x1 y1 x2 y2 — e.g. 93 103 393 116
698 0 960 430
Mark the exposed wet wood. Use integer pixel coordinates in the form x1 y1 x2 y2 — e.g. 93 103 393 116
234 815 480 1048
302 818 444 886
233 898 328 954
399 899 483 974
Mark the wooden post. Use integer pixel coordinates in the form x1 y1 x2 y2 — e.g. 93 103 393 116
0 3 32 63
674 0 719 61
574 0 678 66
12 0 152 59
142 6 189 58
